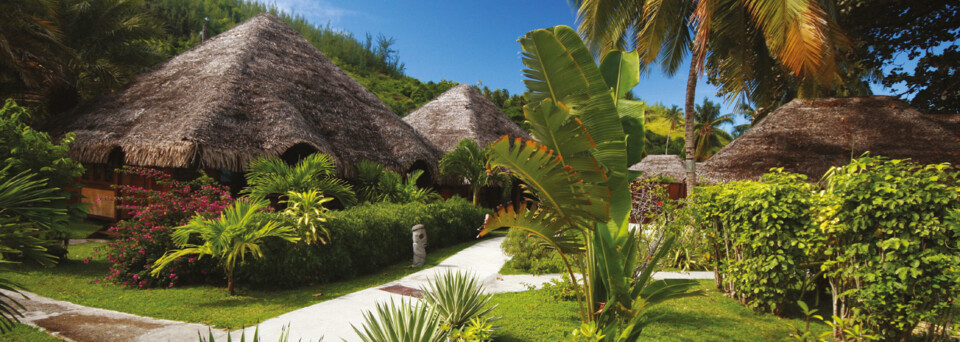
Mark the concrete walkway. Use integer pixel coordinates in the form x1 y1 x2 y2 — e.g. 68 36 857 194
7 290 223 341
9 236 714 341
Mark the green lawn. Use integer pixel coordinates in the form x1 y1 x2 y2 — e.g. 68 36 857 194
1 238 489 329
491 280 832 341
0 324 61 342
63 221 104 239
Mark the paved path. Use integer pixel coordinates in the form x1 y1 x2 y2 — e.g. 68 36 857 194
5 290 224 341
9 236 714 341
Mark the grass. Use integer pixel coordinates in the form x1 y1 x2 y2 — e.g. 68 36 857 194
63 221 104 239
0 237 489 329
0 324 62 342
490 280 832 341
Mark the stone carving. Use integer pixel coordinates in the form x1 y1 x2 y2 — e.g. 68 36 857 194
412 224 427 267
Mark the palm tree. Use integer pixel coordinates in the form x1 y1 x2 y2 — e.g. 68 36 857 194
661 104 682 154
0 168 68 331
0 0 68 103
51 0 162 106
439 139 512 205
574 0 846 190
243 153 357 208
693 98 734 161
151 198 299 295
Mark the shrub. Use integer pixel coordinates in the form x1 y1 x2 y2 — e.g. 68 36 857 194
0 100 85 231
100 167 232 288
500 228 569 275
818 156 960 339
693 170 818 314
236 196 488 287
152 198 299 295
353 299 446 342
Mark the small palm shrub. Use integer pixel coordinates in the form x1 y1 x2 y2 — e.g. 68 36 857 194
243 153 356 207
352 160 440 204
281 190 332 245
419 270 497 330
152 198 299 295
353 299 446 342
439 139 512 205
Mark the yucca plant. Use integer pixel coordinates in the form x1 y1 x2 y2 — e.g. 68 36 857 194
281 190 332 245
352 299 446 342
196 325 295 342
151 198 300 295
419 270 497 330
243 153 357 208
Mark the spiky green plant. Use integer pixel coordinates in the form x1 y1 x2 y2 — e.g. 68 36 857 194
151 198 300 295
197 325 294 342
243 153 356 207
282 190 333 245
352 299 446 342
419 270 497 330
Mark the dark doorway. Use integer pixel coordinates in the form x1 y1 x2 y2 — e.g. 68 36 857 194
407 160 434 188
281 143 318 165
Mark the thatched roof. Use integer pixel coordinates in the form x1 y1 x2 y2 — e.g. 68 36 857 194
629 155 686 182
50 13 441 176
402 84 531 152
700 96 960 183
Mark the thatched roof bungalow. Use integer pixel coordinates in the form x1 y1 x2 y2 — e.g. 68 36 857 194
629 155 687 182
51 13 440 177
700 96 960 183
50 13 441 219
402 84 531 152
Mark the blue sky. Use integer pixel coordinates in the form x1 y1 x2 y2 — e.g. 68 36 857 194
268 0 900 127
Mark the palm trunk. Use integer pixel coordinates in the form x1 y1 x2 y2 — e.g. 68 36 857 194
472 187 479 206
664 130 670 154
683 54 700 190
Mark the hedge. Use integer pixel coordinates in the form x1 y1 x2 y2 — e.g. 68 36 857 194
237 196 488 287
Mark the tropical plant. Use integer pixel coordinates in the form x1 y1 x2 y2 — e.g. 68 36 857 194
352 161 439 204
50 0 163 107
439 139 512 205
661 105 682 154
197 325 294 342
0 0 68 103
419 270 497 330
281 190 332 245
102 167 232 289
693 98 734 161
479 26 702 340
446 317 494 342
0 168 67 333
151 198 299 295
0 100 85 223
243 153 356 208
575 0 846 189
352 299 446 342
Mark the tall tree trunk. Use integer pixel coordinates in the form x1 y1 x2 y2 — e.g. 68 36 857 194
472 187 479 206
684 54 700 191
664 129 671 154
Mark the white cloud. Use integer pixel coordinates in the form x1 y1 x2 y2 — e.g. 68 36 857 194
266 0 352 25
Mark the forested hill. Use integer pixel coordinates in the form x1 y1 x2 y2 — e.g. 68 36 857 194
145 0 464 115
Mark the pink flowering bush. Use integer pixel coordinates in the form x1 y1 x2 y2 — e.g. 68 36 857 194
99 167 233 288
